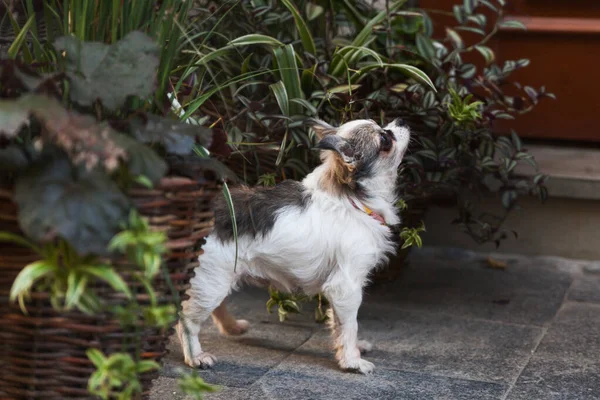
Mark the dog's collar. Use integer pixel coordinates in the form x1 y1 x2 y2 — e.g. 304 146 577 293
349 198 387 226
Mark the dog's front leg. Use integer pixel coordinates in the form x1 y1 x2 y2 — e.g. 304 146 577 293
324 283 374 374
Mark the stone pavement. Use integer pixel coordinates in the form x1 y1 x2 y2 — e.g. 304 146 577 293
150 247 600 400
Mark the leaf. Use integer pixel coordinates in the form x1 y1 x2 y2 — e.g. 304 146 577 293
222 182 238 271
281 0 316 55
487 256 507 270
351 1 405 47
131 115 213 155
446 28 464 49
0 99 30 138
9 261 55 305
269 81 290 117
54 31 160 110
359 63 436 92
65 272 88 310
86 349 107 368
0 232 40 252
475 45 495 65
136 360 160 373
228 34 284 47
7 14 35 59
109 132 168 185
273 44 303 114
84 265 132 298
305 3 324 21
14 155 132 256
498 19 527 30
416 33 436 60
329 84 361 94
510 130 522 151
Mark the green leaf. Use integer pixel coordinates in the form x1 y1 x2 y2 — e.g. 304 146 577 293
84 265 132 299
273 44 303 114
65 272 88 310
86 349 107 368
135 360 160 373
54 31 160 110
9 261 55 305
222 182 238 271
269 81 290 117
498 19 527 30
7 14 35 59
475 45 495 65
352 0 405 47
305 3 324 21
14 156 132 256
131 115 213 155
228 34 284 47
329 84 361 94
289 98 317 116
0 232 40 252
359 63 436 92
446 28 464 49
281 0 316 55
510 130 522 151
416 33 436 60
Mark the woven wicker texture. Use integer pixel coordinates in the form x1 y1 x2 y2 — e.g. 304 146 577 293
0 174 219 399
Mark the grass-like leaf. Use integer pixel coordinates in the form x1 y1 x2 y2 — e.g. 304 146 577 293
221 182 239 272
269 81 290 117
281 0 316 55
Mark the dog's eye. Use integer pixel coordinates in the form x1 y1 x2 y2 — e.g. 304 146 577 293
380 131 392 152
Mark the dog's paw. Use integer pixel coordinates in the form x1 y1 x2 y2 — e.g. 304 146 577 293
219 319 250 336
340 358 375 374
357 340 373 354
185 352 217 369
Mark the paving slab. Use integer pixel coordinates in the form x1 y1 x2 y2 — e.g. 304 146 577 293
256 344 506 400
506 302 600 400
568 272 600 304
161 312 315 388
149 376 265 400
302 309 541 384
366 247 573 326
150 247 600 400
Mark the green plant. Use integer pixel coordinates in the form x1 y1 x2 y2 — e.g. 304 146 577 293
266 286 308 322
179 371 220 400
1 19 218 399
2 0 195 104
393 0 552 245
87 349 159 400
173 0 434 183
399 221 426 250
1 233 131 314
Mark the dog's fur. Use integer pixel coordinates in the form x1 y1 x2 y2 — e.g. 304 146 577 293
177 118 410 374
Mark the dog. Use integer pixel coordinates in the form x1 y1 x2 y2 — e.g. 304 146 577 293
177 118 410 374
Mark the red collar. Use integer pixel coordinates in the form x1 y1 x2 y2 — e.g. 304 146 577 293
349 198 387 225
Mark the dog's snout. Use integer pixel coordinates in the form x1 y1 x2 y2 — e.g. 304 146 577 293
393 118 407 128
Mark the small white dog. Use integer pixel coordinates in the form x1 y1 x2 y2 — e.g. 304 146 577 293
177 118 410 374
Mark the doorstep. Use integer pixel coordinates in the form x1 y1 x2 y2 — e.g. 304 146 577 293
517 144 600 200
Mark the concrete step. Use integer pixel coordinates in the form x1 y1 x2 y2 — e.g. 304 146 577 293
517 144 600 200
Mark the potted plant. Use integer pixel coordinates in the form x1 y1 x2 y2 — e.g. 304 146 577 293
0 2 226 398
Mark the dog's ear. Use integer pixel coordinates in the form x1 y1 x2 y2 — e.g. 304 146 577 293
317 135 355 164
306 118 337 139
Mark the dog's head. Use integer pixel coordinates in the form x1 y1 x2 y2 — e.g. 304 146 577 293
308 118 410 196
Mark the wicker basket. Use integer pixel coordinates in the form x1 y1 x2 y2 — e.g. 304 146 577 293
0 174 220 399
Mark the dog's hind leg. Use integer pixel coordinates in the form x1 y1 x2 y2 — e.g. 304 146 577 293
177 260 235 369
211 301 250 336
